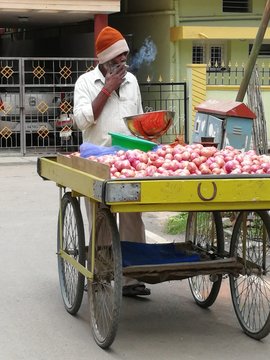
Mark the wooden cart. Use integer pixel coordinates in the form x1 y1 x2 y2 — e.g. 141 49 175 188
37 155 270 348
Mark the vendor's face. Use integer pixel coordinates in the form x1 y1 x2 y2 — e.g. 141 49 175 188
104 52 129 73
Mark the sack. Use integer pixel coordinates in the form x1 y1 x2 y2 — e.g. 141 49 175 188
80 142 126 158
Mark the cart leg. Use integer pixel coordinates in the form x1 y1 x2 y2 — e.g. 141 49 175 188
185 211 224 308
229 210 270 340
87 207 122 349
57 191 85 314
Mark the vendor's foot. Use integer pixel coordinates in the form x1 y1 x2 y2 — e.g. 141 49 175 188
122 284 151 297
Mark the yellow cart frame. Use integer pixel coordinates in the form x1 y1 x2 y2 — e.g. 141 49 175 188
37 156 270 347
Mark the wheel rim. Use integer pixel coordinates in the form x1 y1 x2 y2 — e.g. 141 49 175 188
91 247 116 340
88 209 122 348
57 193 85 313
230 211 270 336
189 275 218 302
186 212 224 306
61 201 80 307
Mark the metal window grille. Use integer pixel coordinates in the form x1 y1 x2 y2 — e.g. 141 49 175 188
223 0 250 13
249 44 270 57
192 45 205 64
139 82 188 144
210 46 223 68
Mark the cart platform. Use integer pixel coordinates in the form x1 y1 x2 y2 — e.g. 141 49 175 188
37 155 270 347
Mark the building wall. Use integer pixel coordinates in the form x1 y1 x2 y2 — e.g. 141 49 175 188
122 0 173 13
178 0 266 19
0 0 120 12
0 18 95 57
111 7 173 83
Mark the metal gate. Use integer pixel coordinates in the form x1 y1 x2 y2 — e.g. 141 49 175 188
140 82 188 144
0 57 96 155
0 57 188 155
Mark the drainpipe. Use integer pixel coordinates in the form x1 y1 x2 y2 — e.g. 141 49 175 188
236 0 270 102
174 0 180 82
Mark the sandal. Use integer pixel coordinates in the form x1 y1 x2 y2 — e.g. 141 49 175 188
122 284 151 297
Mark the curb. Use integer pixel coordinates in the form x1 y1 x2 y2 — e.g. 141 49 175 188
0 156 38 165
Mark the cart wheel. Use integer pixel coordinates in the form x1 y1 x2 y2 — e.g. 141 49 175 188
87 208 122 349
229 210 270 340
57 192 85 315
186 211 224 308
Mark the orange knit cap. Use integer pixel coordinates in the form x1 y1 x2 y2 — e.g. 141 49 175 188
95 26 129 64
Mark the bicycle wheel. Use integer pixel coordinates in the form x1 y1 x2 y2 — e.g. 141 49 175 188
229 210 270 340
57 192 85 315
186 211 224 308
88 208 122 349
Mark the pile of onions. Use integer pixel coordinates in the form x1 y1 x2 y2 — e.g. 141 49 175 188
77 143 270 179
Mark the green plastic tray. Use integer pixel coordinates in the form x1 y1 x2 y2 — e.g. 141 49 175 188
109 132 157 152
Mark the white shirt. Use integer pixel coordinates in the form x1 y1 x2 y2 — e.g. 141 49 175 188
73 65 143 146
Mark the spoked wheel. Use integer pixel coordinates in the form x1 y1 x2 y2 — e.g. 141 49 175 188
57 192 85 314
88 208 122 349
229 210 270 340
186 211 224 308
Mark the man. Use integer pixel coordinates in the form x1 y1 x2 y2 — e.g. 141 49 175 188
73 26 150 297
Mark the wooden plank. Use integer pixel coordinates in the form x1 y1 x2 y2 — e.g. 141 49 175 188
57 153 110 179
57 153 73 167
123 257 242 274
122 257 244 284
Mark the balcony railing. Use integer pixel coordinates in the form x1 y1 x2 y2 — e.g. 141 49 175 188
207 62 270 86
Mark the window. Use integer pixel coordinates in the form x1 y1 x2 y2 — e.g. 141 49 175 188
223 0 251 13
192 45 205 64
192 42 226 70
249 43 270 57
210 46 223 68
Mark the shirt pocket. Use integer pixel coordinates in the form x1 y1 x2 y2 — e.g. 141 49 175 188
120 98 139 118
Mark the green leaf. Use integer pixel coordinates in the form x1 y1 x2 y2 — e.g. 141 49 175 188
165 212 188 235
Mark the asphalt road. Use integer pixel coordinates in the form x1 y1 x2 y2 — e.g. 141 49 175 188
0 157 270 360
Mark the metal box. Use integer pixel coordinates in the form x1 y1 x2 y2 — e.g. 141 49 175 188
193 99 256 151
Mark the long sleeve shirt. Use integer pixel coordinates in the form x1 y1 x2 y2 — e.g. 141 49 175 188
73 65 143 146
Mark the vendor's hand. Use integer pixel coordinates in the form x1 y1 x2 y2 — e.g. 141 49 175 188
104 63 127 93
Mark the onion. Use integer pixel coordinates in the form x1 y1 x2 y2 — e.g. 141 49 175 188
135 162 148 171
156 148 166 157
200 147 216 158
199 163 211 174
173 153 183 162
165 153 174 160
79 143 270 179
121 168 135 177
224 160 239 173
153 157 165 168
181 151 190 161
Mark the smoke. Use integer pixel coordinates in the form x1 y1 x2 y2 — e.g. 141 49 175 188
129 36 157 73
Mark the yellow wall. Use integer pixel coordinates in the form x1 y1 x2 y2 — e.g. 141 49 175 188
171 26 270 41
186 64 207 141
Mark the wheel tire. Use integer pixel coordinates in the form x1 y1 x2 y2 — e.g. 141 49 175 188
57 192 85 315
88 208 122 349
229 210 270 340
186 211 224 308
